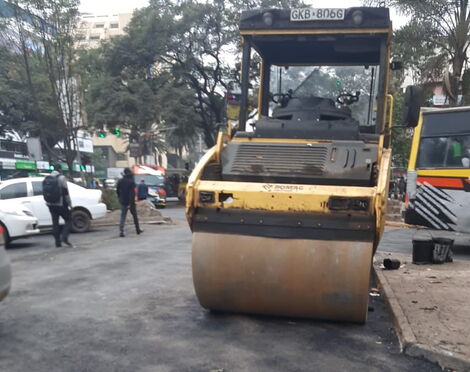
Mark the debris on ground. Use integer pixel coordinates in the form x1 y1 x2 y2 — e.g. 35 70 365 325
383 258 401 270
93 200 171 226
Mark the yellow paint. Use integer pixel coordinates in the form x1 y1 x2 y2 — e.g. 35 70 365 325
185 146 217 218
386 94 394 146
417 169 470 177
232 137 334 144
193 180 375 214
240 28 391 36
374 149 391 242
408 113 423 171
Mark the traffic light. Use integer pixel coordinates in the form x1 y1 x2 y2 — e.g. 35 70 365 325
80 165 86 171
97 131 106 138
112 128 121 137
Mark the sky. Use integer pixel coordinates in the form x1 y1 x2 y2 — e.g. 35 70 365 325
78 0 408 28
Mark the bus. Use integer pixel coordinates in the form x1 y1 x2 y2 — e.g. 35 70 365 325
132 165 167 208
405 107 470 232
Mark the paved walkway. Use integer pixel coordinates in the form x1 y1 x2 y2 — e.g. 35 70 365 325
375 247 470 372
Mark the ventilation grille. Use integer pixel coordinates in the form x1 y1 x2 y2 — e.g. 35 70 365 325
230 144 327 176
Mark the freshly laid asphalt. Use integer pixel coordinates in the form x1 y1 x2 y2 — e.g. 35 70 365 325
0 204 441 371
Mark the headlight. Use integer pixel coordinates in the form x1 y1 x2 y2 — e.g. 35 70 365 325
352 10 364 25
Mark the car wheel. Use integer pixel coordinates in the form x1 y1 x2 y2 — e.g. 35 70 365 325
71 210 90 233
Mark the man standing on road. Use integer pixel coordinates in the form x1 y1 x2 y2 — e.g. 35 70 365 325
42 164 74 248
117 168 143 237
137 178 148 201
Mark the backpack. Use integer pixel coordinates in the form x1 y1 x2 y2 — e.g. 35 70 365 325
43 175 62 204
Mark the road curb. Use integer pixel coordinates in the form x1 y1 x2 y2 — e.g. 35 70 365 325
91 218 173 228
384 221 415 228
374 267 470 371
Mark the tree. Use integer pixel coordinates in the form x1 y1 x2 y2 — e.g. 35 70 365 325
82 0 305 153
390 93 413 168
1 0 84 175
367 0 470 106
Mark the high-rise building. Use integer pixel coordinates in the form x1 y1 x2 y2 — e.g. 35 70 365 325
76 13 132 48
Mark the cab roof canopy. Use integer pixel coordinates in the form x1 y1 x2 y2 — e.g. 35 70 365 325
239 7 391 66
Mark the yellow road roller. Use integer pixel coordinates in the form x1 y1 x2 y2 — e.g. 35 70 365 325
186 7 394 323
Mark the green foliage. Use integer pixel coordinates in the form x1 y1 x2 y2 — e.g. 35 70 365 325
367 0 470 105
82 0 306 150
391 93 413 168
392 20 447 87
1 0 83 173
92 147 107 171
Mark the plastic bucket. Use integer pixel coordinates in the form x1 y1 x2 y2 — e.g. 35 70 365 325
432 238 454 264
412 238 434 264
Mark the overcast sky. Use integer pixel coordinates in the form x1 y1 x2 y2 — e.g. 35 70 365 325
78 0 408 28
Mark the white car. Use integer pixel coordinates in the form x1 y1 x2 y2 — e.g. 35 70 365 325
0 200 40 246
0 224 12 301
0 177 107 233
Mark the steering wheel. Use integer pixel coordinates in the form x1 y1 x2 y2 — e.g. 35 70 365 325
271 93 289 104
336 92 360 105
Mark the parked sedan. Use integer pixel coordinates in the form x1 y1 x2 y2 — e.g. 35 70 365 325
0 200 40 246
0 224 12 302
0 177 107 233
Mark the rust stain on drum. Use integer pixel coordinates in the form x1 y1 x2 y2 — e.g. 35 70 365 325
192 232 373 323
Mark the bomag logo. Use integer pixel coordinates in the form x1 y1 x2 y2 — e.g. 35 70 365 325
263 184 304 192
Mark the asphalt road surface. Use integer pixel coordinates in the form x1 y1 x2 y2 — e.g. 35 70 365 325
0 204 440 371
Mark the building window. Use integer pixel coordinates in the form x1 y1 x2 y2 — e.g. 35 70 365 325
89 35 100 40
110 23 119 29
0 140 28 156
116 153 127 161
94 23 105 28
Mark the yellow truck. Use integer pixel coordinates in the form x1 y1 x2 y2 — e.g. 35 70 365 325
186 7 395 322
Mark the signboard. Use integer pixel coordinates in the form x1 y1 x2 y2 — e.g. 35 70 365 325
15 160 36 170
107 167 124 179
129 143 141 158
36 161 50 170
0 158 16 170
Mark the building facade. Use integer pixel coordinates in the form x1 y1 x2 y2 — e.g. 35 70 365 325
76 13 132 49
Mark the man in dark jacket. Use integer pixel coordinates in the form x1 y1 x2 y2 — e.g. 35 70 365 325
44 164 74 248
116 168 143 237
137 178 148 201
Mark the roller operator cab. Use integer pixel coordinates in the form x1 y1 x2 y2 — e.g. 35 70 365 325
186 7 394 323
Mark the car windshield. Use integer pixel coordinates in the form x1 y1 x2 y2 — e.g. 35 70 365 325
135 175 165 186
269 65 380 126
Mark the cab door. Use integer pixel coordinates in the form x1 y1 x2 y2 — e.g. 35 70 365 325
29 180 52 227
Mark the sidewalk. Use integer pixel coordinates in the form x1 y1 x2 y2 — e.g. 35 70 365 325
374 249 470 371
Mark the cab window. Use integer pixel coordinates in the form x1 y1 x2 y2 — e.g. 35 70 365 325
0 182 28 199
32 181 43 196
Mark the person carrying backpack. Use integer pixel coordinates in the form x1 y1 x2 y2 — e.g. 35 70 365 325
42 164 74 248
